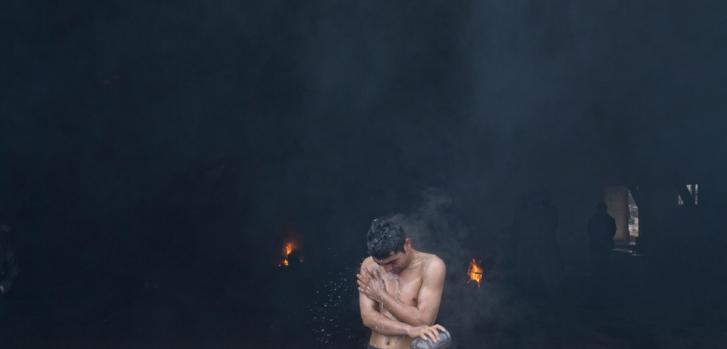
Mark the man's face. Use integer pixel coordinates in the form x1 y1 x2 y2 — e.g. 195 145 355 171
372 239 411 274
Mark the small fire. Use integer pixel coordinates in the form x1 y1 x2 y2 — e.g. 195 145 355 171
279 241 298 267
467 258 484 287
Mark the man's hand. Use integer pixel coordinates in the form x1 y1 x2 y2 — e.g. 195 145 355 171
406 324 447 342
357 266 387 303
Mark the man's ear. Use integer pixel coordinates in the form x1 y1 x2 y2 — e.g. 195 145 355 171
404 238 412 251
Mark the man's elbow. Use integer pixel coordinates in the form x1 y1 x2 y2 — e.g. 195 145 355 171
413 312 437 326
361 314 376 329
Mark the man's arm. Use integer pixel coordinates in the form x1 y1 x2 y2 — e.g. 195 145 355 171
359 292 446 342
358 257 413 336
359 286 413 336
378 257 446 326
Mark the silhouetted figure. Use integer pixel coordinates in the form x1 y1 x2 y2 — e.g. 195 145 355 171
0 223 18 297
585 202 616 304
587 202 616 260
512 191 562 298
0 220 19 336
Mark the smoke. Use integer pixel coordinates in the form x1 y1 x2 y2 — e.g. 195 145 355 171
3 0 727 347
385 189 525 349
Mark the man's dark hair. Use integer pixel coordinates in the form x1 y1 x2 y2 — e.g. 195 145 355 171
367 218 406 259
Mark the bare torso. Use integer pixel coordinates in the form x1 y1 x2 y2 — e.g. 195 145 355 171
363 252 434 349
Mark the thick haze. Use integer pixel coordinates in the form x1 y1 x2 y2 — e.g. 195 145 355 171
2 0 727 347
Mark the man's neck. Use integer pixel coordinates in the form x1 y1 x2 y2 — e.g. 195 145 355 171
403 250 423 272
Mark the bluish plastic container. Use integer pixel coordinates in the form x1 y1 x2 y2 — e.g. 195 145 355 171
410 329 452 349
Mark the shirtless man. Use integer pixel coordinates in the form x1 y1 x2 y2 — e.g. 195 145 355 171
357 218 447 349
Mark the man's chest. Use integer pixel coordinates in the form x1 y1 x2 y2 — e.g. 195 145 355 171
383 274 423 306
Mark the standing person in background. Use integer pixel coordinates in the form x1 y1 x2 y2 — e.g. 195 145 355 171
0 218 18 297
0 214 19 339
587 202 616 264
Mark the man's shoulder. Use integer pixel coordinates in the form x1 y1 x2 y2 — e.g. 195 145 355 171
417 253 445 284
420 253 446 272
359 256 374 269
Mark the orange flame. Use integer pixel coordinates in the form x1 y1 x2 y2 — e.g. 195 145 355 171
279 242 296 267
467 258 484 287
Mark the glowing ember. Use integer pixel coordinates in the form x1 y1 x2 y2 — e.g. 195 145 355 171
467 258 484 287
279 241 296 267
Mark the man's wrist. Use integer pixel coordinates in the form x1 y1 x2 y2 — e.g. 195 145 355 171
375 291 385 304
404 324 414 337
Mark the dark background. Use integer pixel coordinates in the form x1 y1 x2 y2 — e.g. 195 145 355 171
2 0 727 348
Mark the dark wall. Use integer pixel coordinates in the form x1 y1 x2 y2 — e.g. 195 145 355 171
2 0 727 347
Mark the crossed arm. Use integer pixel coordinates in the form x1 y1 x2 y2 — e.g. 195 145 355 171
357 257 446 338
359 294 415 336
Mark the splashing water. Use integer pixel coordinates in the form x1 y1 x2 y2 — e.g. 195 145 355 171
379 271 401 313
309 270 357 347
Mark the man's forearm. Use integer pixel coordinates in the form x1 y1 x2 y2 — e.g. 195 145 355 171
380 292 429 326
363 310 413 336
